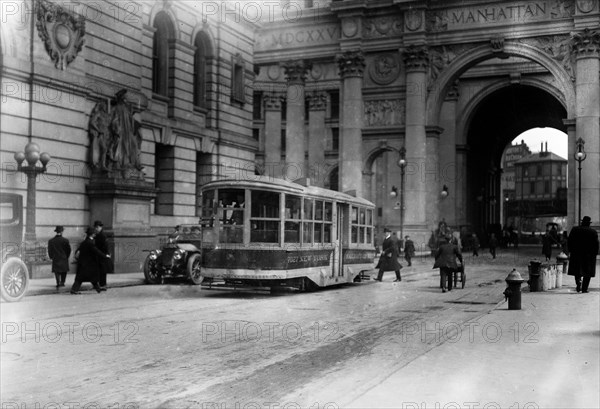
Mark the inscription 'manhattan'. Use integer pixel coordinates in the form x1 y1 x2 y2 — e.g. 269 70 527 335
449 2 547 25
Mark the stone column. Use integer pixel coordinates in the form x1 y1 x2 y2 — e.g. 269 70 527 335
455 145 470 227
563 118 577 226
308 92 327 187
426 127 442 233
571 28 600 224
439 84 459 226
263 93 283 178
337 50 365 196
282 61 311 181
403 45 429 230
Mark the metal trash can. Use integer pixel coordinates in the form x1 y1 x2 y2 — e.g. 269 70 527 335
528 259 543 292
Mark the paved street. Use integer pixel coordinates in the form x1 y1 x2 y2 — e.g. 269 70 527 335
1 248 598 409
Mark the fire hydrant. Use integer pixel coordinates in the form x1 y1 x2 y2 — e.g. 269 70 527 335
504 269 525 310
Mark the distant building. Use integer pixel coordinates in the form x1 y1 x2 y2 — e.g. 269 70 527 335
501 140 532 201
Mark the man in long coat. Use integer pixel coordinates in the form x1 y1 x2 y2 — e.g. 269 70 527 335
567 216 599 293
94 220 111 291
70 227 108 294
375 228 402 282
48 226 71 288
434 236 463 292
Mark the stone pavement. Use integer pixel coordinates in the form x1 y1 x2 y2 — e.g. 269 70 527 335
22 272 144 297
346 277 600 409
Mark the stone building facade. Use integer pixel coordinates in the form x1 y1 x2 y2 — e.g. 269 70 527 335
253 0 599 250
1 0 257 272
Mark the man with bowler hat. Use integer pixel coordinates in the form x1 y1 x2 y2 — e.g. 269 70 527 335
567 216 599 293
71 227 108 294
94 220 111 291
48 226 71 288
375 228 402 282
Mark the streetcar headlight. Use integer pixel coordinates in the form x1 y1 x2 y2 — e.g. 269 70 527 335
173 249 185 260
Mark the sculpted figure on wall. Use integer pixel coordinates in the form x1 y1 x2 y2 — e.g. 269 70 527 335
88 89 143 176
364 100 404 127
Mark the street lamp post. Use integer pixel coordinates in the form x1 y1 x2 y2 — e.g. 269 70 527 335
574 137 586 225
14 142 51 242
389 146 407 249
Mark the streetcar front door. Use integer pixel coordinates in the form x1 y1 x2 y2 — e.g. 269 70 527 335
333 203 347 278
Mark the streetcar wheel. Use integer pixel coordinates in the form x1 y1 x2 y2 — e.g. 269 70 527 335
187 253 203 285
1 258 29 302
143 255 161 284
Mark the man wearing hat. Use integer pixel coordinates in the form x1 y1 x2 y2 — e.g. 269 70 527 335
94 220 111 291
567 216 599 293
375 228 402 282
48 226 71 288
71 227 107 294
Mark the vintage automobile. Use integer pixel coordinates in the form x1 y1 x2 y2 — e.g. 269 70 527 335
1 192 30 302
143 225 203 285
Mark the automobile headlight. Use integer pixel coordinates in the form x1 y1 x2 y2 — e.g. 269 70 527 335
173 249 185 260
149 250 161 260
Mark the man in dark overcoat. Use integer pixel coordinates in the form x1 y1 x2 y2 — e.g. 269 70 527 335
375 228 402 282
567 216 599 293
434 236 463 292
70 227 108 294
47 226 71 288
404 235 415 266
94 220 111 291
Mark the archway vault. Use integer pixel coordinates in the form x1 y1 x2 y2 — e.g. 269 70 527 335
427 41 576 127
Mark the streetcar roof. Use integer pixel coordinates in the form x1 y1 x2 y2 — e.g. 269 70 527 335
201 176 375 207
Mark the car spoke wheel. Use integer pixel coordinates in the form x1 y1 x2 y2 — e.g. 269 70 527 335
187 253 203 285
1 258 29 302
143 255 161 284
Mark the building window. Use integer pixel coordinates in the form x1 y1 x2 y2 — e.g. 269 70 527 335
152 12 173 97
544 180 550 194
536 164 543 177
155 143 175 215
231 54 245 103
529 181 536 195
329 90 339 119
252 128 260 141
281 98 287 121
196 152 213 216
281 129 286 153
253 91 263 120
331 127 339 151
193 31 212 108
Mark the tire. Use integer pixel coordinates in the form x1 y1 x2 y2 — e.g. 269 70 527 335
143 255 161 284
187 253 203 285
1 258 29 302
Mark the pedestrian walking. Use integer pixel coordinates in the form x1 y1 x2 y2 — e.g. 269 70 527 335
567 216 599 293
47 226 71 288
375 228 402 282
70 227 109 294
94 220 111 291
434 236 463 293
488 233 498 259
471 233 480 257
404 235 415 266
541 232 553 261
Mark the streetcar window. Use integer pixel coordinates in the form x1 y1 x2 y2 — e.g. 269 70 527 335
251 191 279 218
351 226 358 243
314 222 323 243
251 221 279 243
324 202 333 221
360 208 365 225
366 226 372 244
350 206 370 244
359 227 365 243
285 195 301 220
303 222 313 244
217 189 245 244
351 207 358 224
324 224 331 243
285 221 300 243
201 189 215 217
304 198 313 220
315 200 323 220
367 209 372 225
250 190 280 243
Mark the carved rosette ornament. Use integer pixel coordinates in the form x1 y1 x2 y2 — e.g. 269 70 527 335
571 28 600 58
369 54 401 85
308 92 327 111
403 45 429 72
36 0 85 70
337 50 366 78
282 60 312 84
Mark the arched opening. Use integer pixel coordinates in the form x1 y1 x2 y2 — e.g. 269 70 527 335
152 12 174 96
193 31 213 108
465 85 567 244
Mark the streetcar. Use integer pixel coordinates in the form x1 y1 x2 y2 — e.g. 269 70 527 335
192 176 376 291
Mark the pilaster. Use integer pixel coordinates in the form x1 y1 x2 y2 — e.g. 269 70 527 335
308 92 327 187
263 93 283 178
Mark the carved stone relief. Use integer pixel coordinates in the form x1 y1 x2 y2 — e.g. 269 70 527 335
363 16 402 38
519 35 575 80
36 0 86 70
550 0 575 18
364 100 405 127
428 44 469 85
369 54 401 85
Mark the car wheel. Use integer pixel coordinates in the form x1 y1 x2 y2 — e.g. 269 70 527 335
143 255 161 284
1 258 29 302
187 253 203 285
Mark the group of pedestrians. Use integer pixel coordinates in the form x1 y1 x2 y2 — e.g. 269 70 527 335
47 221 112 294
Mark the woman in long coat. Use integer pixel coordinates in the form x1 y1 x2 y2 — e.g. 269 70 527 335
70 227 107 294
434 236 463 292
375 228 402 282
567 216 599 293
